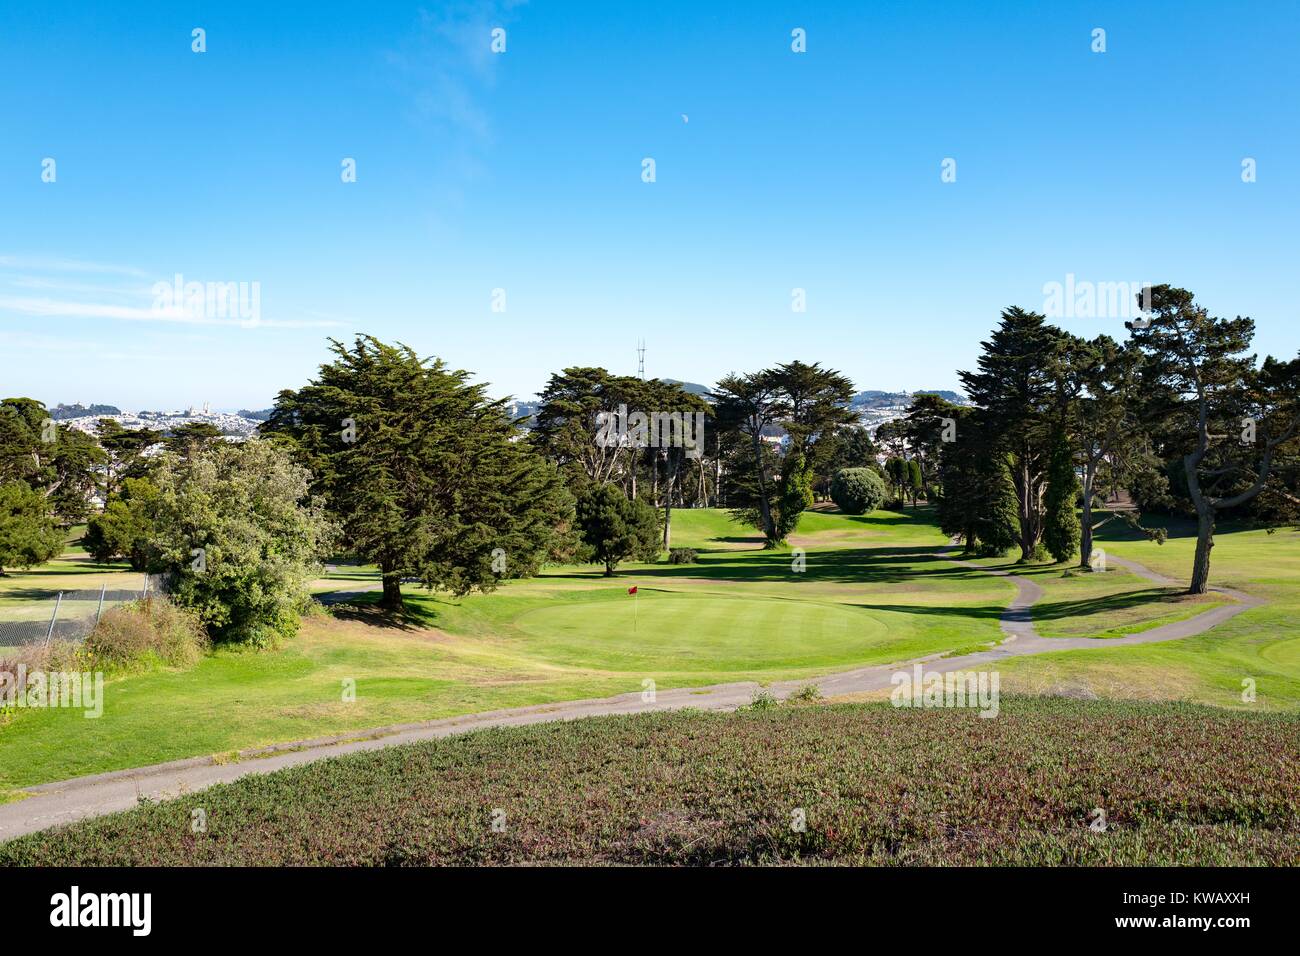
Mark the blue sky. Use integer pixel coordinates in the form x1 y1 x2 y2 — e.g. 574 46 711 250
1 0 1297 410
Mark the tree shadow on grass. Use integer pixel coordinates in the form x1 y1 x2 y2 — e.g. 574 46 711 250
325 595 426 632
0 586 73 601
541 545 979 587
849 601 1009 621
1031 587 1198 623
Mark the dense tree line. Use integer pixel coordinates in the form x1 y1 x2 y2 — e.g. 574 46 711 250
920 286 1298 592
3 286 1296 635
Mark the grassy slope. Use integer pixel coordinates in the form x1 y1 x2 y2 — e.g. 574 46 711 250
0 506 1283 791
3 698 1295 866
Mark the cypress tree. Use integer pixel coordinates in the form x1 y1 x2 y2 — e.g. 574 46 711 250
1043 431 1081 563
264 336 574 609
974 455 1020 557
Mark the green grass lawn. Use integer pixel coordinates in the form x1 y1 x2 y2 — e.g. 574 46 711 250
960 554 1231 640
988 514 1300 710
4 697 1294 866
1 505 1294 794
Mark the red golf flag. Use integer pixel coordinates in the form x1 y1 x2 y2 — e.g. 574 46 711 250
627 586 638 595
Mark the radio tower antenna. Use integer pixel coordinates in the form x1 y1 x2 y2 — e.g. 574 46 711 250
637 339 646 380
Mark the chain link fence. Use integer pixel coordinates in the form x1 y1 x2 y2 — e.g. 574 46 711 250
0 576 163 650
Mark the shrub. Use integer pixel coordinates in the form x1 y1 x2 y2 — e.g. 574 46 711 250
83 597 209 670
830 468 887 515
1 639 99 723
150 439 335 646
789 683 822 703
668 547 698 564
747 688 779 711
1028 542 1053 564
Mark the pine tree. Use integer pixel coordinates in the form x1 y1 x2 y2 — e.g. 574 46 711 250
1130 285 1300 593
959 308 1062 561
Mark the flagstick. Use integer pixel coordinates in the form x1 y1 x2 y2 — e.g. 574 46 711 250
634 586 638 637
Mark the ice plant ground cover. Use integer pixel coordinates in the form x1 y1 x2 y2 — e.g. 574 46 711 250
1 698 1295 866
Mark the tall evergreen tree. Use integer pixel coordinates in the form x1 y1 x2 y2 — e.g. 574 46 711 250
959 308 1063 561
96 418 162 498
934 408 982 549
264 337 574 609
714 362 855 545
906 458 924 505
974 455 1021 557
0 398 105 524
1042 430 1081 562
713 371 784 543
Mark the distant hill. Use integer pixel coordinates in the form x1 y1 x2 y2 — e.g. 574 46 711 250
660 378 713 396
237 408 274 421
49 403 121 420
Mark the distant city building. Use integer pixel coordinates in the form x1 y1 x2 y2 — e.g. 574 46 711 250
61 405 262 441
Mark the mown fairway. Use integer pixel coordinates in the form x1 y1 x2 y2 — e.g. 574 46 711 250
988 517 1300 707
1 506 1294 794
3 698 1295 866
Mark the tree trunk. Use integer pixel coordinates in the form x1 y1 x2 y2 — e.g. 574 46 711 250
1079 460 1095 571
1184 447 1214 595
604 559 615 576
750 431 776 542
1019 458 1034 562
379 559 403 610
1189 507 1214 595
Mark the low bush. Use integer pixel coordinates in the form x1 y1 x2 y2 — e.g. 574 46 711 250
667 548 698 564
746 688 779 710
82 597 209 670
788 683 822 703
830 468 886 516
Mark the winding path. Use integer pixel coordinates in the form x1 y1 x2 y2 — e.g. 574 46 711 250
0 550 1265 842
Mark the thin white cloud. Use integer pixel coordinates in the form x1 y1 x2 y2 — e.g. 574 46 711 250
0 294 342 329
0 254 344 329
386 1 529 143
0 255 151 278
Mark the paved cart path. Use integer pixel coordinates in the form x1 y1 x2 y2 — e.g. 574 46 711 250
0 551 1262 842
